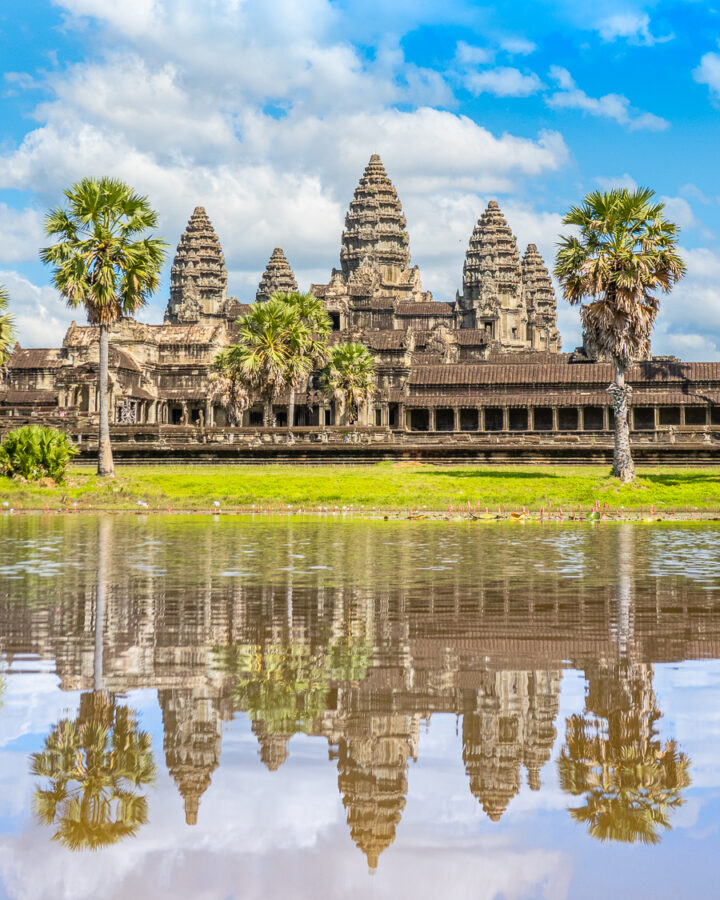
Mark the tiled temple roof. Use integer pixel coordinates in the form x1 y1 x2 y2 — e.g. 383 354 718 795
396 302 453 317
409 360 720 387
7 349 62 368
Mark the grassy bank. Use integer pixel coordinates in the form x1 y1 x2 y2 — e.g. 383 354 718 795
1 463 720 514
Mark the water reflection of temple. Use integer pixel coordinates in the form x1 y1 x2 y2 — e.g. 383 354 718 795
1 518 718 861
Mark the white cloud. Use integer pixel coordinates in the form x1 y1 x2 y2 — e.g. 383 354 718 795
0 205 44 264
659 196 696 230
501 37 537 56
0 270 74 347
651 245 720 359
546 66 669 131
465 67 544 98
694 52 720 101
596 12 672 46
455 41 494 66
595 173 639 191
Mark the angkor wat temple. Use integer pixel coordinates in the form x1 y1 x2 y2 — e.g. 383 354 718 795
2 154 720 460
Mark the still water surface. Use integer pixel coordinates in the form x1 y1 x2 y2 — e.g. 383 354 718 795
0 515 719 899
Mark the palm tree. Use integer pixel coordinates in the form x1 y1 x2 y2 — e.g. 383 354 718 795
211 349 250 426
557 660 690 845
39 178 167 477
30 697 156 850
0 284 16 365
274 291 331 429
320 342 376 425
554 189 685 482
217 297 310 426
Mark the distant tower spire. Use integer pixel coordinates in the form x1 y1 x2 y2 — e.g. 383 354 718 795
256 247 299 302
521 243 561 352
164 206 227 324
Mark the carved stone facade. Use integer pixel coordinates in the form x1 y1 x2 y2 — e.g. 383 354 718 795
3 154 720 439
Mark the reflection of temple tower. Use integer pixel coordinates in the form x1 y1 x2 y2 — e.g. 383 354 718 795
462 669 561 819
159 686 224 825
332 711 420 871
252 719 290 771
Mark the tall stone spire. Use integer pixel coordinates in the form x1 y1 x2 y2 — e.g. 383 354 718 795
340 154 411 283
458 201 526 347
256 247 299 303
165 206 228 324
521 244 561 353
159 687 223 826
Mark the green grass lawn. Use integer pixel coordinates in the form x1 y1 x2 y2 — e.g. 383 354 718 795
1 463 720 513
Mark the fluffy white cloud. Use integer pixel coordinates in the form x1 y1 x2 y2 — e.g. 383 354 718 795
455 41 494 66
694 52 720 101
596 12 672 46
0 270 74 347
546 66 669 131
465 67 544 98
0 205 45 264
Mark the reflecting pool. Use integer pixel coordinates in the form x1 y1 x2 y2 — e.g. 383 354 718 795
1 515 719 899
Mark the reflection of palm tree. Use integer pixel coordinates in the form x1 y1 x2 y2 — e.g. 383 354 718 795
30 694 156 850
216 635 372 766
558 660 690 844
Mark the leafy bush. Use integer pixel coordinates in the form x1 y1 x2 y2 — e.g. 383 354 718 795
0 425 78 482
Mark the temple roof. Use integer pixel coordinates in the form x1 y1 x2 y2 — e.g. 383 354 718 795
256 247 299 302
340 154 411 282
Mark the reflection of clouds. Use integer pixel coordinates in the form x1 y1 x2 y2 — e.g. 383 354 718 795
655 661 720 789
0 671 76 750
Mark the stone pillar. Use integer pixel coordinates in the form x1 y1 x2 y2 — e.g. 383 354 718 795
205 397 213 428
578 406 584 432
552 407 559 433
453 407 460 431
502 407 509 431
478 408 485 431
654 407 660 429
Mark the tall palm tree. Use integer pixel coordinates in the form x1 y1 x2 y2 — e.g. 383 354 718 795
39 178 167 477
557 660 690 845
554 188 685 482
217 297 310 426
211 349 250 426
30 697 156 850
0 284 16 365
320 342 376 425
274 291 331 429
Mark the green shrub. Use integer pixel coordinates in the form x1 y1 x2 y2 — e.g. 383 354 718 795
0 425 78 482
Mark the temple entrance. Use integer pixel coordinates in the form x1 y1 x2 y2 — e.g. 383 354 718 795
410 409 429 432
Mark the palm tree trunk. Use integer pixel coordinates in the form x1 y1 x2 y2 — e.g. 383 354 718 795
264 398 274 427
94 517 110 693
609 362 634 482
97 324 114 477
287 388 295 436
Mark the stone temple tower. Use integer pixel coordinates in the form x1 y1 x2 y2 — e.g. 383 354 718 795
522 244 561 353
457 201 527 347
256 247 298 302
164 207 228 324
340 154 411 284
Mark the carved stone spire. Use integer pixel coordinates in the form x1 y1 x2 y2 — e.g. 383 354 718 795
256 247 298 303
340 154 411 283
335 712 419 871
458 201 526 347
159 687 223 826
522 244 561 353
165 207 228 324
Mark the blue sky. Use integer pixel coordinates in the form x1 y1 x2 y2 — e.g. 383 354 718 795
1 0 720 357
